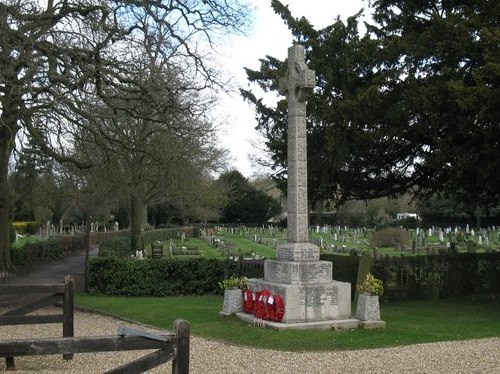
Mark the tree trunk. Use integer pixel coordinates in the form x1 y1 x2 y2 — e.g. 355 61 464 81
84 216 92 293
0 141 12 272
130 194 144 253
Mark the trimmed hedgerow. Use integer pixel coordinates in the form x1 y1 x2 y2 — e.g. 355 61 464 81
372 252 500 300
10 235 86 268
88 257 238 296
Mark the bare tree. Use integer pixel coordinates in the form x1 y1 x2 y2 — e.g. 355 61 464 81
0 0 249 271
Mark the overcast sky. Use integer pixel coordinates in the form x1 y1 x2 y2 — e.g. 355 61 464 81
216 0 370 178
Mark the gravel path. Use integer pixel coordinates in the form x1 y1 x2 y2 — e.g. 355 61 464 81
1 307 499 373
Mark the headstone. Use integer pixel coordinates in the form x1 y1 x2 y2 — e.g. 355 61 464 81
247 44 351 324
439 229 444 242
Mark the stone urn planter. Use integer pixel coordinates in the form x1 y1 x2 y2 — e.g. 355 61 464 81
355 273 384 325
221 288 243 316
355 294 381 321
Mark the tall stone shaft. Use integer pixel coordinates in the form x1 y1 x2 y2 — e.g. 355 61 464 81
247 44 352 324
278 44 315 243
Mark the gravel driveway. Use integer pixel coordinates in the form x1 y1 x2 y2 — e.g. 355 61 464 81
1 307 499 373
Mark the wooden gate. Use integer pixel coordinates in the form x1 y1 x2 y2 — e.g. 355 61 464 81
0 320 190 373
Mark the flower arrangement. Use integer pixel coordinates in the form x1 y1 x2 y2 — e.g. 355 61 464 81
218 275 248 291
357 273 384 296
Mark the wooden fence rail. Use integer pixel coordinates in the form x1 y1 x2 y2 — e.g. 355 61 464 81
0 319 190 374
0 275 74 366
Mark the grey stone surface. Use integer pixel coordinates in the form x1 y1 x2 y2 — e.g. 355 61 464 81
248 278 352 323
276 242 320 261
278 44 315 244
221 288 243 315
263 260 332 284
236 312 360 330
243 44 353 327
355 294 381 321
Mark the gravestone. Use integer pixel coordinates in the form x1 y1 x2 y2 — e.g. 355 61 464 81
246 44 352 325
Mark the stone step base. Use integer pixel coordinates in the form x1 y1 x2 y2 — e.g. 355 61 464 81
236 312 361 330
248 278 352 323
359 320 387 329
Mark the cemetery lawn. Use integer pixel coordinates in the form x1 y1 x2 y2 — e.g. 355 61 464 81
12 236 45 248
75 294 500 352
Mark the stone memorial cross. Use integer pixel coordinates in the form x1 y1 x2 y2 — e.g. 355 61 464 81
278 44 315 243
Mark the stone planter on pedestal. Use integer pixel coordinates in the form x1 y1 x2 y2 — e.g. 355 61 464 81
355 294 385 329
219 288 243 316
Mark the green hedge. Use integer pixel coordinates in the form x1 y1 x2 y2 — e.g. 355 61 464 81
321 253 360 297
88 257 238 296
87 252 500 299
373 252 500 300
11 235 86 268
98 236 132 257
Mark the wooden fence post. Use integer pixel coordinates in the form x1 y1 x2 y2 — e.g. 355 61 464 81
172 319 190 374
63 275 74 360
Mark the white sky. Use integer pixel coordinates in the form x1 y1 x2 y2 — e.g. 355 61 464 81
216 0 370 178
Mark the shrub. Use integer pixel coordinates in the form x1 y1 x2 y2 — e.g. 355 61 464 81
357 273 384 296
98 236 132 257
372 252 500 300
9 235 85 267
371 227 410 247
88 257 239 296
10 224 16 244
26 222 40 235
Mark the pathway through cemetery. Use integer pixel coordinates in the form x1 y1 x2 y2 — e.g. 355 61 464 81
0 247 98 306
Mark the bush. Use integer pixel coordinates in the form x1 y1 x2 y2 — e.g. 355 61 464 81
10 224 16 244
98 237 132 257
321 254 360 297
371 227 410 247
88 257 238 296
26 222 40 235
372 252 500 300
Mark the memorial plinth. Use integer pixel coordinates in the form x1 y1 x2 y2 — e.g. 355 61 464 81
244 44 352 326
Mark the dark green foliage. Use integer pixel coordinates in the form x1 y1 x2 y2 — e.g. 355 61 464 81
88 257 239 296
25 222 40 235
321 254 360 297
147 203 182 227
243 0 500 209
216 170 281 224
9 224 15 245
354 253 375 302
373 253 500 300
10 235 86 268
371 228 410 247
98 236 132 258
87 251 500 299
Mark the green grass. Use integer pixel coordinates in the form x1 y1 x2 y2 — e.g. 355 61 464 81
147 236 276 259
75 294 500 351
221 234 276 258
12 236 45 248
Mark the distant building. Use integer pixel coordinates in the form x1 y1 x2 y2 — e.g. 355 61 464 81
396 212 420 220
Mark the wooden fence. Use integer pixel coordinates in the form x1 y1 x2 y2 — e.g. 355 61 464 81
0 275 190 373
0 275 75 368
0 320 190 373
